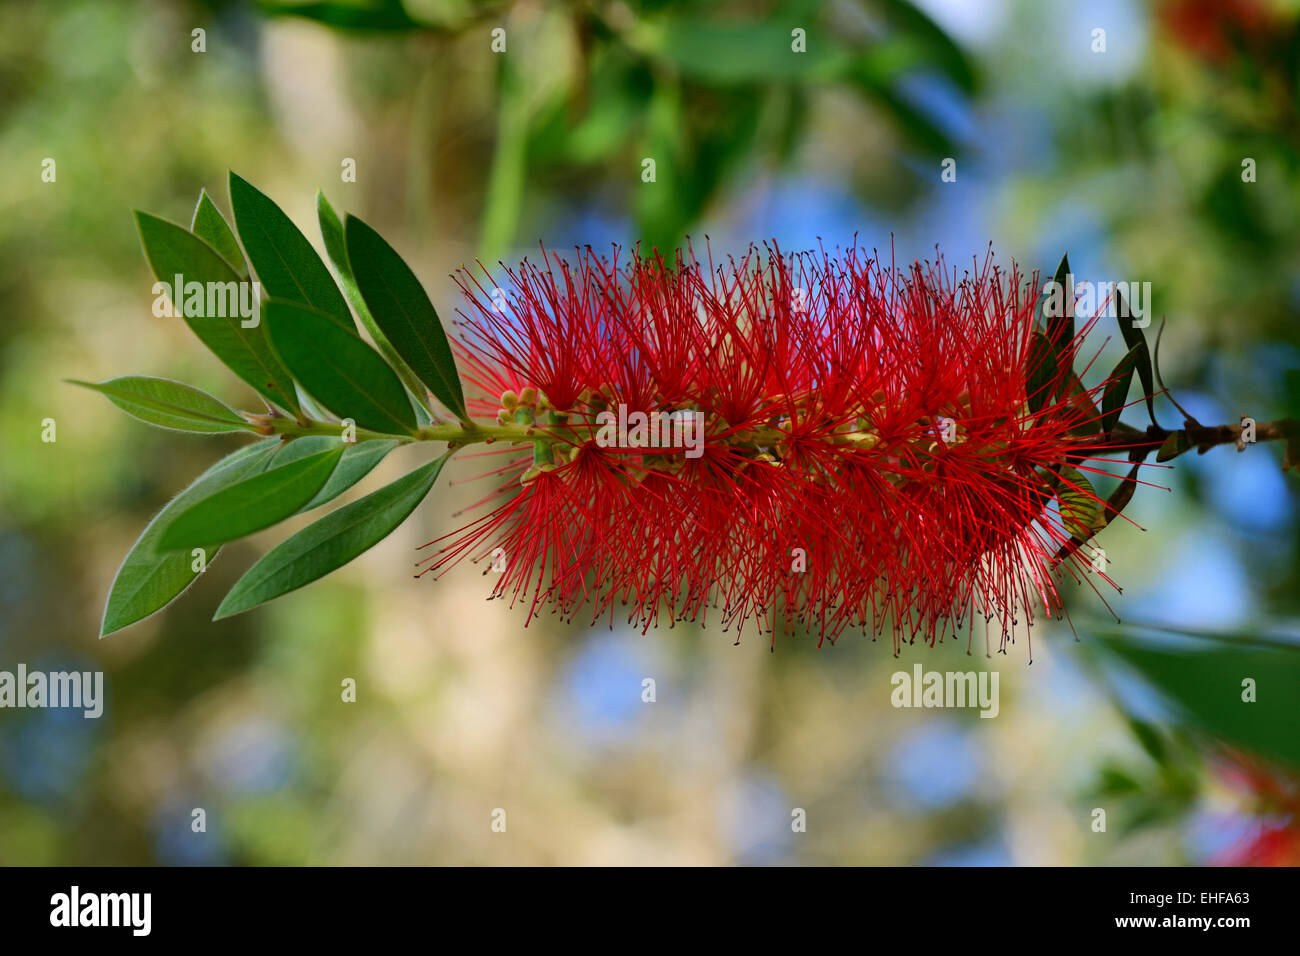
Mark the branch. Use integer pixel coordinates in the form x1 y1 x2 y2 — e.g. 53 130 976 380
1085 417 1300 465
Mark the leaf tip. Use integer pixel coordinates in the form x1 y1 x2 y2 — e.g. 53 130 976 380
211 597 247 622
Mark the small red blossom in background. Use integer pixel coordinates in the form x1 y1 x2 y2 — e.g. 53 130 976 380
1158 0 1272 62
1212 753 1300 866
420 243 1144 653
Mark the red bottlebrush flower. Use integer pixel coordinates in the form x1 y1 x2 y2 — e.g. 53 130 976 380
421 242 1141 654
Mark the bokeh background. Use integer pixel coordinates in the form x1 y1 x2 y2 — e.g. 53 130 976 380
2 0 1299 865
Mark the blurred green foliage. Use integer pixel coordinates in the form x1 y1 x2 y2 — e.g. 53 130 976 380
261 0 978 255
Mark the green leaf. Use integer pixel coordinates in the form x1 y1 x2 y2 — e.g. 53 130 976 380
255 436 401 509
1126 717 1170 767
191 189 248 278
69 376 251 434
157 447 345 550
214 453 449 618
1026 255 1072 417
1100 343 1143 435
344 214 467 419
1054 466 1102 540
317 192 430 419
630 18 934 88
1156 430 1191 462
306 439 399 509
294 382 336 424
263 298 418 435
228 172 355 333
1064 372 1100 435
258 0 422 31
316 192 364 317
258 435 337 468
875 0 977 93
100 440 278 636
1039 253 1073 354
633 20 844 84
1052 461 1142 561
1115 287 1158 427
134 210 299 414
1102 462 1142 526
1097 632 1300 771
1026 330 1057 414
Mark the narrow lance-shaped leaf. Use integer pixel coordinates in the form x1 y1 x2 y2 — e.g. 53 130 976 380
1026 330 1056 415
157 447 346 551
191 189 248 278
1115 286 1158 427
344 214 468 420
1028 254 1072 413
317 192 432 420
294 382 336 424
252 435 401 510
69 376 252 434
1040 253 1073 359
306 439 400 509
1157 430 1191 462
1064 371 1100 435
263 299 418 435
1102 462 1142 526
135 211 300 414
317 191 374 331
1054 465 1103 541
257 435 340 469
100 440 278 636
229 172 356 333
1100 342 1143 436
1053 461 1143 562
215 453 450 618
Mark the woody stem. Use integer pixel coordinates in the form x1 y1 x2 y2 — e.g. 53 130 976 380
244 412 1300 461
1093 418 1299 460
